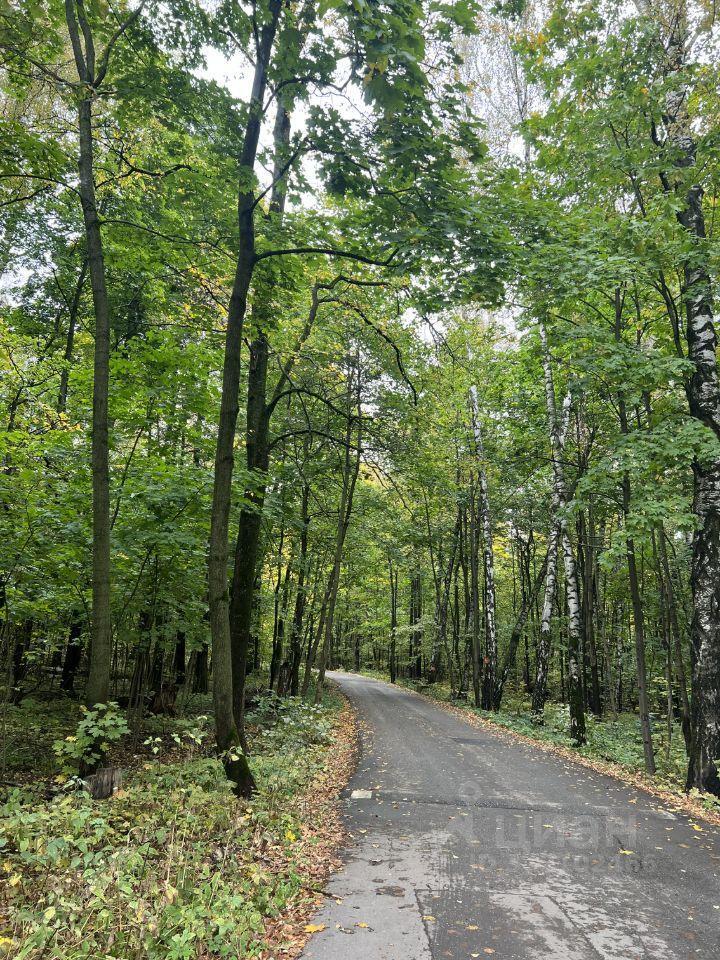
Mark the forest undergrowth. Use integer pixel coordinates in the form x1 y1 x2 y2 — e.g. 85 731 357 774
0 682 356 960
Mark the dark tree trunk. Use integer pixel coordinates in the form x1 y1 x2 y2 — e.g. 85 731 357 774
315 364 362 702
469 388 498 710
8 620 33 704
128 610 152 719
494 553 548 709
389 562 398 684
409 572 423 682
174 632 186 687
64 2 113 708
289 483 310 696
581 505 602 715
226 92 315 772
149 642 164 693
60 618 83 693
658 530 692 753
615 289 656 774
57 257 88 414
207 0 282 798
271 551 292 691
229 331 270 740
193 643 209 694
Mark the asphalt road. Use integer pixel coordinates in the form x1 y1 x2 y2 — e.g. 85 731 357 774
300 671 720 960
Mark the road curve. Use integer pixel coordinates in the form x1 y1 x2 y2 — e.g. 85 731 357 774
300 671 720 960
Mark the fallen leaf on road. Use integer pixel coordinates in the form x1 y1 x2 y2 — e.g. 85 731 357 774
305 923 326 933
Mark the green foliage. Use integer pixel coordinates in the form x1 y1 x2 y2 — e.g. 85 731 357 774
249 693 335 750
1 693 343 959
53 703 129 775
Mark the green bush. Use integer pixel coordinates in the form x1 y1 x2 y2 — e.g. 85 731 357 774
52 702 129 775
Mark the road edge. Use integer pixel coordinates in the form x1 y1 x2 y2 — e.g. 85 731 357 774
258 685 360 959
352 671 720 829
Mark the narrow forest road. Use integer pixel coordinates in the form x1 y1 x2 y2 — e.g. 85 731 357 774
300 672 720 960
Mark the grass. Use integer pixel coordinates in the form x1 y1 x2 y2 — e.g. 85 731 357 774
0 683 349 959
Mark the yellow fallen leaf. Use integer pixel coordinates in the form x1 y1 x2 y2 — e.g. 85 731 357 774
619 849 634 855
356 922 369 928
304 924 326 934
9 875 21 888
422 915 436 922
466 924 479 930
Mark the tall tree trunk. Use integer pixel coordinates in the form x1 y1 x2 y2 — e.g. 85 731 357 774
540 324 586 744
228 328 269 737
615 289 656 774
128 610 152 719
302 589 327 697
207 0 282 796
622 472 656 774
468 492 482 707
532 525 560 718
495 552 548 709
581 504 602 715
271 548 292 691
57 257 87 414
174 632 186 687
192 643 209 694
227 96 319 752
642 0 720 794
60 618 83 693
64 1 113 707
389 561 398 684
7 620 32 704
469 387 498 710
289 481 310 696
657 529 692 753
409 572 423 681
315 364 362 702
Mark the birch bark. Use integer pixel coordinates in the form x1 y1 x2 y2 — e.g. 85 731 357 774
469 387 498 710
539 324 586 744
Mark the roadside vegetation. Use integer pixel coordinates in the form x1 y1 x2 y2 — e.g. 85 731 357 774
0 685 352 959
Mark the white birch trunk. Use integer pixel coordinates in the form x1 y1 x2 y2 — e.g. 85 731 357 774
469 386 498 710
538 324 586 743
